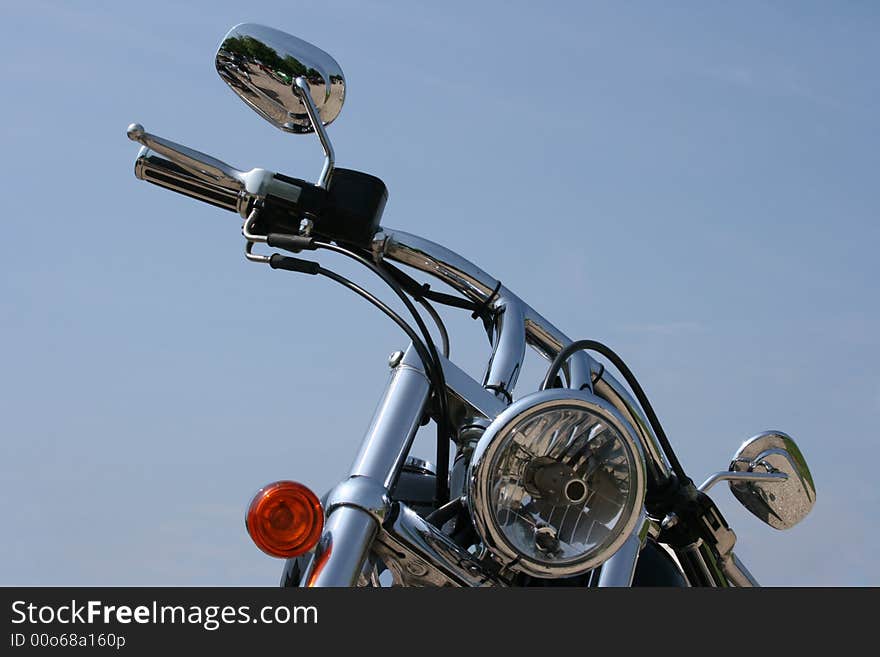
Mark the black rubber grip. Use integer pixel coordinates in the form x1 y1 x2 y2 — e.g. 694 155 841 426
267 233 317 253
268 254 320 275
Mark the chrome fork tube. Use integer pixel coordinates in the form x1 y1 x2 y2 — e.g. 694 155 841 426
306 344 431 587
348 346 432 489
306 508 377 587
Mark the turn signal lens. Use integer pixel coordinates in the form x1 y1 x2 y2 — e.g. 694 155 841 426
246 481 324 558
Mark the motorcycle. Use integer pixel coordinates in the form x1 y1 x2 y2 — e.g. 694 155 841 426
126 23 816 587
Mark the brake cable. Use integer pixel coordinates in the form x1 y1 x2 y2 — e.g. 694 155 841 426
266 236 452 505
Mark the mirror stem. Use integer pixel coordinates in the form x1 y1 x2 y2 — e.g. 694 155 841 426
698 471 788 493
294 77 336 189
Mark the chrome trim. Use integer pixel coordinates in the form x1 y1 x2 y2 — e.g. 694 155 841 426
309 341 512 587
373 228 672 488
242 205 267 243
523 316 592 390
387 350 405 368
302 506 376 587
404 456 436 476
437 352 507 430
242 208 271 264
467 388 647 578
698 470 788 493
325 476 391 522
374 503 502 587
349 345 431 489
306 343 430 587
244 240 270 264
215 24 345 134
729 431 816 530
373 230 592 387
374 229 497 303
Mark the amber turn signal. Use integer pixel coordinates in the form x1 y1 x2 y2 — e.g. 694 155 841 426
246 481 324 558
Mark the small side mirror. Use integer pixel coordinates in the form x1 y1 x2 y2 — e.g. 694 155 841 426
215 23 345 133
728 431 816 530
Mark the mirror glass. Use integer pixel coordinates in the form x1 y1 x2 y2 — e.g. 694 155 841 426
729 431 816 530
215 23 345 133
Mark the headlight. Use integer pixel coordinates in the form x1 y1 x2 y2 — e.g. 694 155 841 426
467 388 646 578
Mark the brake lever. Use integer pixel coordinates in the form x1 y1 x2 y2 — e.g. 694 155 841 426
127 123 246 191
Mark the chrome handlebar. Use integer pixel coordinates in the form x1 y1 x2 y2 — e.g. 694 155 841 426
126 127 754 587
371 229 673 487
126 127 673 487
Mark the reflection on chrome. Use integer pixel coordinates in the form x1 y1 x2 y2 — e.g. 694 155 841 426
216 23 345 133
127 22 816 589
468 390 646 578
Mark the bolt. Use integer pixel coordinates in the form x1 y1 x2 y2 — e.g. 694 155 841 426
661 513 679 530
388 350 404 368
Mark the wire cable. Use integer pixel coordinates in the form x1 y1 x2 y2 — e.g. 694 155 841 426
416 296 450 358
312 241 452 505
316 267 437 373
540 339 689 483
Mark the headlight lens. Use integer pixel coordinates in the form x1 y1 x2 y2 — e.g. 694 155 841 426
468 389 646 578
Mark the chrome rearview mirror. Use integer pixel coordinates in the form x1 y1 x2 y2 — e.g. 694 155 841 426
215 23 345 133
701 431 815 530
728 431 815 529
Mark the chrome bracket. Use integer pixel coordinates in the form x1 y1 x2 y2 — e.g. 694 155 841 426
698 470 789 493
373 502 502 587
242 206 271 264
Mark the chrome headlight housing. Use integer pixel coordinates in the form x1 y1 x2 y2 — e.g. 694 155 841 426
467 388 646 578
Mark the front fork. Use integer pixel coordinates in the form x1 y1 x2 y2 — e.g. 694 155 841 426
302 344 430 587
299 343 737 587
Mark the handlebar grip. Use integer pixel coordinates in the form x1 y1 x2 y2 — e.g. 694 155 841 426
128 123 246 190
134 148 241 213
128 124 388 248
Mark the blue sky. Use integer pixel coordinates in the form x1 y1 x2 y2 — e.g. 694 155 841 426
1 1 877 585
